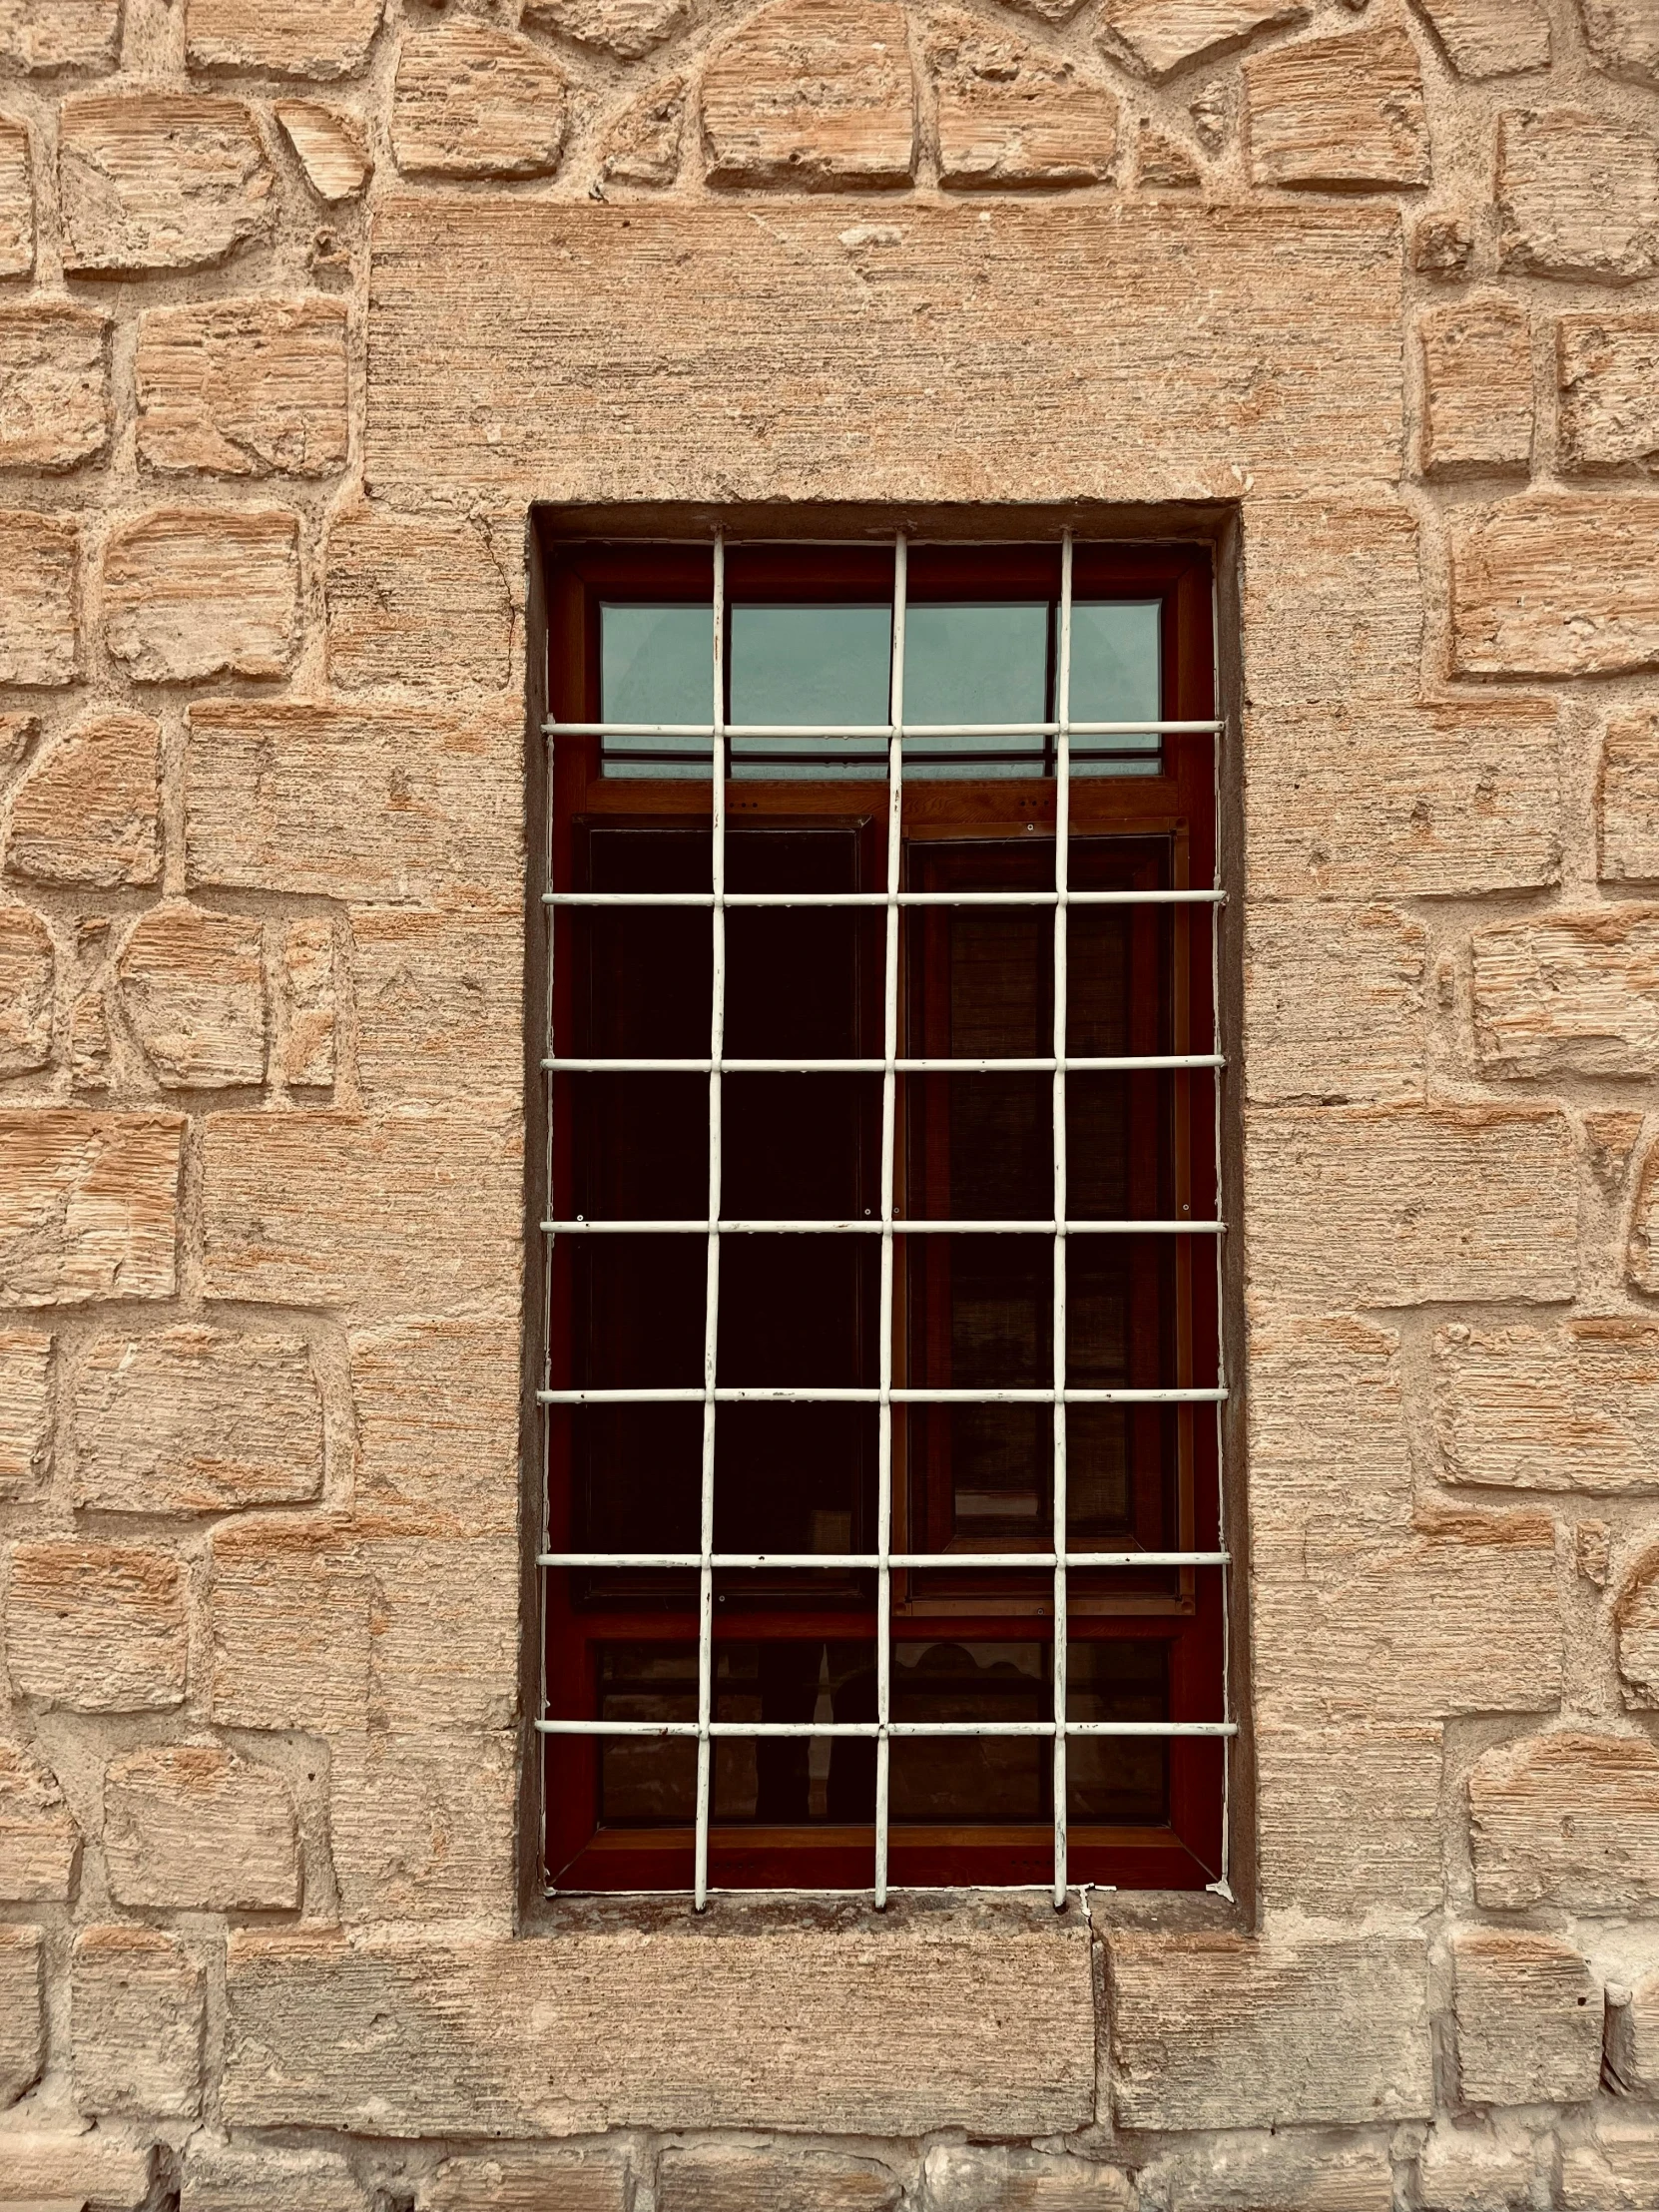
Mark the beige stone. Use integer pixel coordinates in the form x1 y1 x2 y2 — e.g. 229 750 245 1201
1419 297 1533 476
104 1744 298 1912
524 0 689 58
1109 1934 1432 2129
349 1317 518 1538
1452 1930 1601 2107
116 903 265 1090
74 1325 323 1515
1136 2131 1395 2212
276 102 371 202
0 2131 152 2204
326 510 512 693
0 304 109 470
72 1925 204 2120
207 1514 369 1732
277 919 335 1087
1558 313 1659 473
137 297 348 479
1602 713 1659 881
1245 901 1424 1104
423 2149 630 2212
1415 0 1549 77
0 1740 78 1902
1629 1148 1659 1292
329 1726 515 1927
1413 212 1473 276
102 508 299 684
702 0 915 188
0 1329 50 1496
69 981 111 1098
1561 2122 1659 2210
1137 122 1201 188
1246 13 1429 190
0 1112 181 1307
186 0 383 77
350 904 521 1109
6 1540 188 1713
1256 1721 1444 1916
1469 1730 1659 1910
0 511 78 688
1451 495 1659 677
0 1923 42 2106
392 23 569 181
368 1536 515 1731
658 2148 901 2212
0 0 121 70
0 907 53 1077
1435 1320 1659 1496
1615 1546 1659 1705
0 117 33 277
929 17 1118 187
1248 1312 1412 1537
1498 109 1659 283
1585 1109 1645 1192
1418 2125 1538 2212
920 2146 1129 2210
182 2141 373 2212
59 94 273 274
7 711 158 890
1580 0 1659 87
1099 0 1307 80
596 76 686 188
1624 1971 1659 2093
1472 909 1659 1075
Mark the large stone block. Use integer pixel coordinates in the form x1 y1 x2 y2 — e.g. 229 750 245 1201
1132 2130 1394 2212
1418 297 1533 476
0 1327 51 1494
116 903 266 1089
0 116 33 277
367 1535 516 1730
1602 712 1659 882
422 2149 631 2212
7 710 158 889
1580 0 1659 88
102 508 299 684
392 22 568 180
1414 0 1549 77
1434 1320 1659 1496
349 1316 518 1537
1628 1148 1659 1293
920 2146 1129 2209
59 94 274 273
72 1924 205 2119
1468 1729 1659 1910
1561 2122 1659 2211
74 1325 323 1514
1247 1312 1412 1535
1418 2125 1539 2212
1471 908 1659 1075
0 1112 181 1307
1615 1546 1659 1706
104 1744 299 1912
0 0 121 70
1558 313 1659 473
207 1514 369 1732
1108 1932 1432 2129
1244 901 1424 1104
523 0 688 58
1097 0 1307 80
0 1739 79 1901
1242 496 1422 707
137 296 348 478
329 1726 515 1927
702 0 914 188
349 903 521 1109
0 303 109 469
326 510 513 693
1255 1721 1443 1916
0 510 78 687
185 0 384 77
181 2140 374 2212
1452 1930 1601 2107
928 17 1118 188
0 1923 42 2106
0 909 53 1078
0 2130 153 2206
1244 12 1429 191
7 1540 188 1712
1451 495 1659 676
1497 109 1659 283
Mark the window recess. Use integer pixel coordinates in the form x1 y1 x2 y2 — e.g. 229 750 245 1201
538 531 1233 1908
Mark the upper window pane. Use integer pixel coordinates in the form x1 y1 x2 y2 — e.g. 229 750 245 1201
904 602 1049 779
601 603 710 778
729 603 891 777
1070 600 1160 775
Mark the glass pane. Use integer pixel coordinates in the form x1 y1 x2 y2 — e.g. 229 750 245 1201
728 603 891 778
1069 600 1161 778
600 603 712 779
890 1642 1047 1822
903 602 1048 778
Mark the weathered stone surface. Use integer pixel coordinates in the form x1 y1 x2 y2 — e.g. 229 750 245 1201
0 907 52 1076
1469 1730 1659 1910
1561 2121 1659 2210
186 0 383 78
277 918 335 1087
1134 2131 1395 2212
0 1328 50 1495
225 1911 1095 2135
0 117 33 277
659 2147 900 2212
524 0 689 58
0 1740 79 1901
1419 297 1533 476
59 94 273 274
0 1112 181 1307
1558 313 1659 473
207 1514 369 1732
1247 1312 1411 1539
392 23 569 181
0 0 121 70
0 511 78 688
69 981 110 1097
595 76 686 187
1453 1931 1601 2107
1415 0 1549 77
929 16 1118 187
1245 13 1429 190
116 903 265 1089
1498 109 1659 283
1137 121 1201 188
73 1925 204 2120
330 1726 515 1926
0 1922 42 2106
1256 1721 1443 1915
326 510 512 692
186 699 519 905
276 101 371 202
1413 212 1473 276
1418 2125 1538 2212
422 2149 630 2212
1245 902 1424 1104
137 297 348 478
74 1325 323 1515
1603 713 1659 881
702 0 915 188
1473 909 1659 1075
7 1540 188 1713
104 1744 298 1912
0 304 109 470
1099 0 1307 80
182 2140 373 2212
103 508 299 684
350 904 520 1109
1624 1972 1659 2093
0 2130 153 2204
1585 1109 1645 1193
1580 0 1659 87
1435 1320 1659 1495
1629 1149 1659 1292
1246 1105 1574 1307
349 1317 517 1537
1109 1934 1431 2129
367 1535 515 1732
1451 495 1659 676
920 2146 1130 2209
1615 1547 1659 1706
8 711 158 889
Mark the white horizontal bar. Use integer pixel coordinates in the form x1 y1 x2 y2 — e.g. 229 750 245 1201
539 1550 1228 1569
539 1385 1226 1405
537 1718 1237 1738
544 1217 1223 1237
546 889 1225 908
545 1055 1223 1075
546 720 1223 740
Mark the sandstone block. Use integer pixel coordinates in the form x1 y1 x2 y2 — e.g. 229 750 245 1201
1244 901 1424 1104
1602 713 1659 881
423 2149 630 2212
1418 2125 1539 2212
0 1112 181 1307
1413 212 1473 276
367 1536 516 1730
595 76 686 188
1109 1933 1431 2129
276 102 371 201
392 23 569 180
1561 2122 1659 2210
1624 1971 1659 2093
1255 1721 1443 1916
276 918 335 1087
1098 0 1307 80
1615 1546 1659 1706
1472 908 1659 1075
104 1744 298 1912
7 711 158 889
0 1328 50 1494
1580 0 1659 88
1435 1320 1659 1495
0 908 53 1077
1498 109 1659 283
929 17 1118 187
1248 1313 1411 1538
72 1925 204 2119
329 1726 515 1927
1415 0 1549 77
0 1739 79 1901
0 511 77 688
0 2131 153 2205
662 2149 900 2212
182 2140 373 2212
349 1316 518 1537
1450 494 1659 676
1419 297 1533 476
326 510 512 692
1245 12 1428 190
1133 2131 1394 2212
208 1514 370 1732
1453 1930 1601 2106
186 0 383 77
1137 122 1201 188
0 0 121 70
1246 1104 1574 1308
350 903 520 1109
1558 313 1659 474
0 304 109 470
59 94 273 274
1585 1109 1645 1192
920 2146 1129 2209
1629 1148 1659 1292
137 296 348 478
1470 1730 1659 1910
70 982 111 1097
0 117 32 276
116 902 265 1090
0 1922 42 2106
103 508 299 684
524 0 688 57
702 0 915 188
7 1540 187 1713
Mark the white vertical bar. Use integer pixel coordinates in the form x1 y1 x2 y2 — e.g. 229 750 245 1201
1213 690 1232 1896
875 535 905 1910
695 533 726 1912
1052 533 1073 1912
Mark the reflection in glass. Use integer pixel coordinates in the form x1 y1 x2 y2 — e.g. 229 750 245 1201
904 602 1048 778
729 604 891 778
599 603 712 778
1070 600 1161 776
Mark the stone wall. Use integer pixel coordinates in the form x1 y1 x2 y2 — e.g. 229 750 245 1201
0 0 1657 2204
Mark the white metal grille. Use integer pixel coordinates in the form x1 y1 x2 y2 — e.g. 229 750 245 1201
538 532 1234 1910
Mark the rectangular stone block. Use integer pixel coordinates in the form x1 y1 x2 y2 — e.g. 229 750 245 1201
1434 1320 1659 1495
104 1744 298 1912
919 2146 1127 2210
349 902 522 1109
1451 494 1659 676
0 302 109 469
1452 1930 1601 2107
701 0 913 187
349 1316 518 1537
1469 1729 1659 1911
7 1540 187 1713
1498 108 1659 282
0 1328 51 1495
0 1922 42 2106
0 511 78 687
0 1112 181 1308
0 0 122 70
1243 497 1422 708
1244 901 1425 1104
1247 1313 1412 1540
367 1536 516 1731
1245 14 1428 191
1255 1721 1443 1917
184 0 384 79
181 2140 373 2212
0 116 33 277
0 2130 153 2205
928 20 1118 189
1129 2130 1394 2212
0 1742 78 1906
1559 313 1659 473
116 901 266 1089
390 21 569 182
1600 711 1659 883
207 1514 370 1732
59 92 273 273
1472 908 1659 1074
1562 2124 1659 2212
422 2149 631 2212
102 507 298 684
136 295 348 477
329 1727 516 1929
326 510 514 693
6 709 160 890
72 1925 205 2120
1419 296 1533 476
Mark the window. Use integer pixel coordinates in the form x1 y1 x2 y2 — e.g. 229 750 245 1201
538 529 1233 1905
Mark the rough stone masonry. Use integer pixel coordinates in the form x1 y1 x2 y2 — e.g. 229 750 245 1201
0 0 1657 2205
